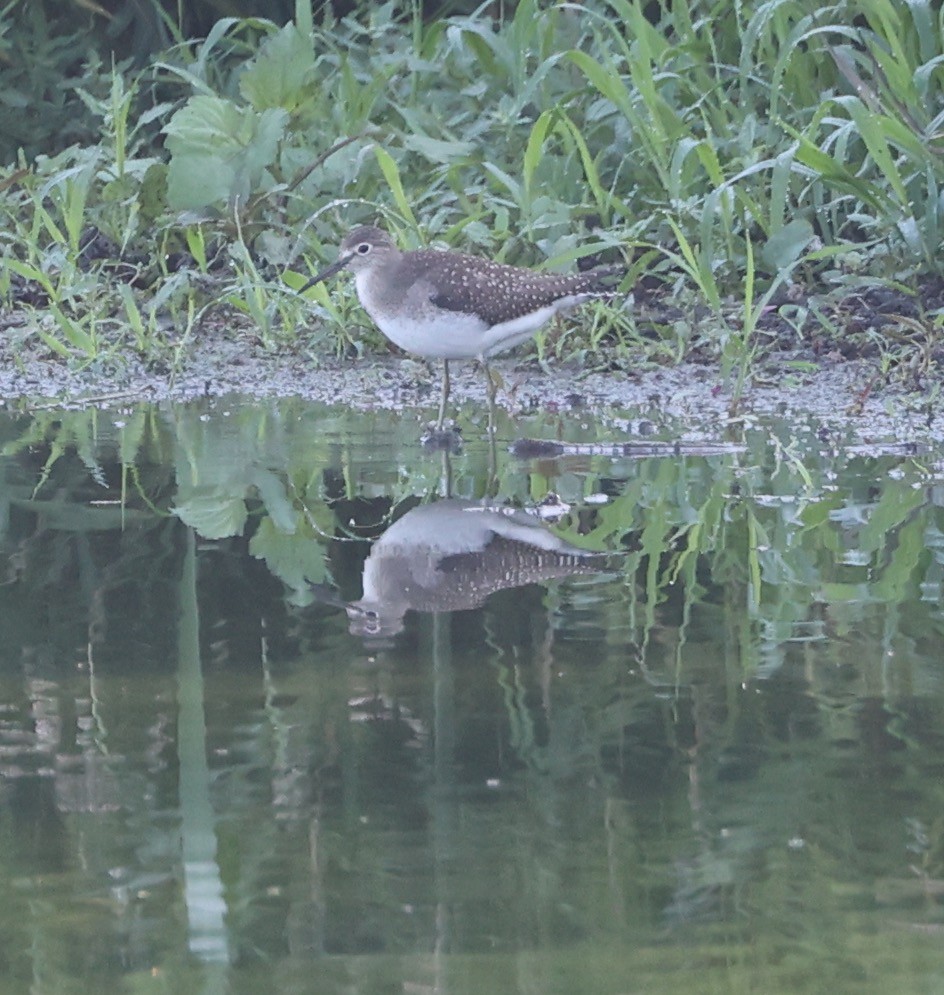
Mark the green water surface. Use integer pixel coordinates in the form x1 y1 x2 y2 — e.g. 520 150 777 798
0 398 941 994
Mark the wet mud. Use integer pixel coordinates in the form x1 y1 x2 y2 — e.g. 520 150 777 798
0 307 940 448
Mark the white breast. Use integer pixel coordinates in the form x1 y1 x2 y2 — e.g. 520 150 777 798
374 308 494 359
355 269 588 361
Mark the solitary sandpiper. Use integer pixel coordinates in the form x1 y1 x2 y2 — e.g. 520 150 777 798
303 226 624 429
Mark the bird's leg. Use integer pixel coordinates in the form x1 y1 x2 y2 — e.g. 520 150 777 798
484 359 498 437
439 448 453 498
436 359 451 430
485 362 498 483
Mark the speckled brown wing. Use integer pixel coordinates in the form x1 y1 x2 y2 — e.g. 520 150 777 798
420 251 623 326
371 535 610 614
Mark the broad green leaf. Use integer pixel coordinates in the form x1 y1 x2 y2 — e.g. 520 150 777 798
239 24 317 112
166 153 237 211
164 95 250 153
163 96 288 209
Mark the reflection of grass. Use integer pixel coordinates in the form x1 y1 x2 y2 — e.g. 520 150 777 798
457 927 941 994
542 424 935 683
2 401 938 686
0 398 941 990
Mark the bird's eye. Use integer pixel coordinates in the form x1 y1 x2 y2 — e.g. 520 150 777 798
356 242 371 255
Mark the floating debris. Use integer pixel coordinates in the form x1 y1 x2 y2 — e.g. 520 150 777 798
509 438 747 459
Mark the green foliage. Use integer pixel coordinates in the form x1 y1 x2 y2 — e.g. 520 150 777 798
0 2 113 162
1 0 943 373
163 95 290 210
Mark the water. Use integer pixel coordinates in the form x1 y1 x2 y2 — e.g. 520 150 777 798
0 397 942 994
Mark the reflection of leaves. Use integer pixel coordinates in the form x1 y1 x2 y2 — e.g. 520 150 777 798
799 492 844 528
172 407 297 540
251 469 297 534
859 479 927 553
873 514 927 603
172 491 248 539
1 409 170 502
118 408 152 467
249 516 328 603
2 412 107 493
172 465 305 542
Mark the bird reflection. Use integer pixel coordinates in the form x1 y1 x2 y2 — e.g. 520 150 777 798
345 499 611 641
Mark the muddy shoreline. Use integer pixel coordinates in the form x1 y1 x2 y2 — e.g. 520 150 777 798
0 325 939 448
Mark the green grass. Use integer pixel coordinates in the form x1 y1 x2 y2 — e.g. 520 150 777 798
1 0 942 384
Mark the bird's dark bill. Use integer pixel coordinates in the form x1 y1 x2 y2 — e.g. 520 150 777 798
299 254 349 292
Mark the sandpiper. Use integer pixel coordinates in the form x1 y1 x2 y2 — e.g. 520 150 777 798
344 499 614 640
303 226 623 429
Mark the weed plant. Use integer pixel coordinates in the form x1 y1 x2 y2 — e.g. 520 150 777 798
0 0 941 384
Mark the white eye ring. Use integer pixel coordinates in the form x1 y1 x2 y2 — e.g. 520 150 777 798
356 243 371 255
